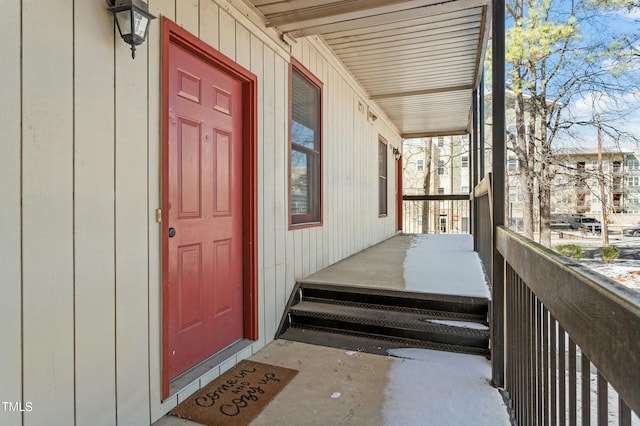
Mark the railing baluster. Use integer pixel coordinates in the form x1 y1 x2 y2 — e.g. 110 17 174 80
559 325 566 426
529 288 536 425
537 298 543 426
522 285 533 425
582 352 591 426
543 307 550 426
515 272 522 425
507 265 515 421
618 396 631 426
551 316 558 426
597 372 608 425
568 338 577 426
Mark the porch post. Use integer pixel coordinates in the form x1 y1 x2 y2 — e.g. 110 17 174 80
479 72 486 179
472 89 479 250
491 0 506 388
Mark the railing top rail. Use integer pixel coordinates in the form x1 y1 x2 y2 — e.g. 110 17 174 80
474 172 492 198
402 194 469 201
496 226 640 414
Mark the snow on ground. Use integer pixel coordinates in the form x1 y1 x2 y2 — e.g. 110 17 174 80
403 234 491 298
424 319 489 330
583 259 640 291
383 348 511 426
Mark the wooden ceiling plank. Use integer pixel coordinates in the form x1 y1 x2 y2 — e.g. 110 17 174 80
370 85 473 100
265 0 445 28
355 62 478 82
346 52 478 75
336 34 478 60
342 43 477 68
280 0 489 37
329 22 480 51
322 8 479 40
361 69 474 86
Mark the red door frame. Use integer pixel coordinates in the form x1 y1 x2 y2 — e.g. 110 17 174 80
161 17 258 399
396 154 403 231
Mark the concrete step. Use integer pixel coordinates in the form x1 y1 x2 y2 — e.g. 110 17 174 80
298 281 490 319
289 300 489 349
276 282 491 357
278 326 490 357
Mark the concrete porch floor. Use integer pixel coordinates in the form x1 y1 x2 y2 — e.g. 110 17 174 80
155 339 510 426
155 234 503 425
304 233 490 298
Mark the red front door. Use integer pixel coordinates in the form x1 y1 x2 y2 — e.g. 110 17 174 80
166 42 244 379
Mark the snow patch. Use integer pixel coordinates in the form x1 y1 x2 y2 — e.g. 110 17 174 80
383 348 510 426
425 319 490 330
403 234 491 298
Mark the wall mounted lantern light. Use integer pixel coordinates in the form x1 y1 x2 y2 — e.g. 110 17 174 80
107 0 156 59
392 147 401 160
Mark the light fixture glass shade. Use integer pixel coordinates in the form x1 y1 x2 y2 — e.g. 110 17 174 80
115 10 132 36
108 0 156 59
133 11 150 39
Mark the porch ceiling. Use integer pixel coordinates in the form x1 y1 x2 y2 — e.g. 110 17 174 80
244 0 492 137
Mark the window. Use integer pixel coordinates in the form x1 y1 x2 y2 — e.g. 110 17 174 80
379 137 388 216
461 156 468 168
628 158 639 170
437 137 444 148
507 155 518 172
290 61 322 225
416 159 424 172
628 176 640 187
437 160 444 175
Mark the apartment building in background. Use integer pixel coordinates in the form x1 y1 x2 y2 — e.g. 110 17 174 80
402 136 471 234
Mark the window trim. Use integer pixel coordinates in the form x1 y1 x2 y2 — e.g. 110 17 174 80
379 135 388 217
288 58 323 229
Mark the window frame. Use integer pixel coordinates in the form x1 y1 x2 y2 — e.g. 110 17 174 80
288 58 323 228
378 135 388 217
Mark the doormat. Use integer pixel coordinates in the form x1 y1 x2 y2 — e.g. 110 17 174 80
169 360 298 426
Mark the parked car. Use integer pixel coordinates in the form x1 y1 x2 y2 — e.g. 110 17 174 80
623 226 640 236
569 216 602 233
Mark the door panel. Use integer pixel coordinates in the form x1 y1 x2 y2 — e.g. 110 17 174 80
166 42 244 379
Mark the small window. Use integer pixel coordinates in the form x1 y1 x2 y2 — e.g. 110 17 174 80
290 60 322 226
461 156 468 168
379 137 388 216
628 158 639 170
416 159 424 172
437 160 444 175
437 137 444 148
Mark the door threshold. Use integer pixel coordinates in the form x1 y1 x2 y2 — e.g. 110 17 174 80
168 339 254 397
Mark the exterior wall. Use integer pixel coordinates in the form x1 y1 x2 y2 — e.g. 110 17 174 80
0 0 401 425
